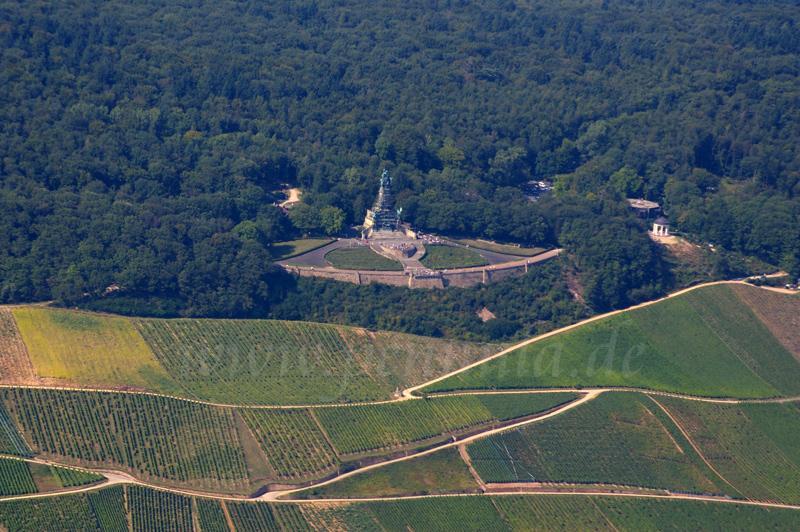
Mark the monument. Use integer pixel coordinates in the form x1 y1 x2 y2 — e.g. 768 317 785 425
363 169 401 238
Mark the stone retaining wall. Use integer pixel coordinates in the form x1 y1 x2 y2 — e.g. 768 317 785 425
282 249 560 289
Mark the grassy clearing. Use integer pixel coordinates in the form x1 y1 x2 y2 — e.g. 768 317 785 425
0 388 257 493
134 317 501 404
325 246 403 270
659 397 800 504
316 393 577 455
269 238 333 260
299 447 478 499
10 307 178 392
428 284 800 398
420 244 489 269
453 239 547 257
468 393 727 495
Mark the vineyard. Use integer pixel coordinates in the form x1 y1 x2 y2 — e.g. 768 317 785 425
658 397 800 504
427 285 800 398
0 401 31 457
9 307 179 393
315 393 577 455
732 284 800 358
467 393 727 495
239 409 339 480
301 447 479 499
0 457 102 496
0 388 257 493
127 486 194 532
0 309 35 385
134 317 500 404
0 485 798 530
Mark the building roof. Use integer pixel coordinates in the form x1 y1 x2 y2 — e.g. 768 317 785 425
654 216 669 225
626 198 660 210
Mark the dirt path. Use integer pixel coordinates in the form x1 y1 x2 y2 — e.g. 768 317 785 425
646 395 746 498
458 444 487 492
279 188 302 208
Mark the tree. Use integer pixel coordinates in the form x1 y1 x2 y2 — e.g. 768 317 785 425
320 206 346 235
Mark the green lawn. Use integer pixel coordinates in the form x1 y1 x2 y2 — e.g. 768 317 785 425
420 245 489 269
467 392 727 495
299 448 479 499
325 247 403 270
426 285 800 398
268 238 332 260
453 239 547 257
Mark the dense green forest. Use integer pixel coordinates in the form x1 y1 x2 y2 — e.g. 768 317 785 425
1 0 798 337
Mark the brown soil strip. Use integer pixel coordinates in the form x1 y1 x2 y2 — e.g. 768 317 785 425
220 500 236 532
458 444 486 491
732 284 800 361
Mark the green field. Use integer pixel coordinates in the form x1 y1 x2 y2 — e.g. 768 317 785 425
300 447 479 499
315 393 577 455
452 239 547 257
0 388 258 493
427 285 800 398
10 307 179 392
659 397 800 504
468 393 727 494
325 247 403 270
420 244 489 269
269 238 333 260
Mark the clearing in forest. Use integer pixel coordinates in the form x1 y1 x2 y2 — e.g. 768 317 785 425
10 307 178 393
427 284 800 398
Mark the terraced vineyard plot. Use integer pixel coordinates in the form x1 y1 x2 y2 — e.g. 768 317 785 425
490 495 800 530
345 496 505 531
196 499 229 532
50 465 104 487
10 307 179 392
468 393 727 494
240 409 339 480
128 486 194 532
227 501 280 531
0 458 36 496
301 447 478 499
0 309 35 384
429 285 800 398
733 284 800 358
659 398 800 504
135 317 500 404
316 393 577 455
0 491 101 531
0 401 31 457
87 487 128 532
0 388 255 492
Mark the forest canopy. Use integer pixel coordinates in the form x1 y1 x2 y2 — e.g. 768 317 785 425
1 0 798 330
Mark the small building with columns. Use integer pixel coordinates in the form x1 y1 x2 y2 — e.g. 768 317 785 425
652 216 670 236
